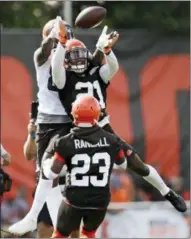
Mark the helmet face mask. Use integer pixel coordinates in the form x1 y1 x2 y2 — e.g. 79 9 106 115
65 48 88 74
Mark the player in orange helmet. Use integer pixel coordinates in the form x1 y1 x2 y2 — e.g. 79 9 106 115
43 95 127 238
71 95 101 125
50 27 187 219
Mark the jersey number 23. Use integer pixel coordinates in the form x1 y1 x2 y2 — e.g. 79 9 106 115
71 152 111 187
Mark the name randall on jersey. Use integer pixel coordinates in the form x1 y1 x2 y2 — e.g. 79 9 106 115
74 137 110 149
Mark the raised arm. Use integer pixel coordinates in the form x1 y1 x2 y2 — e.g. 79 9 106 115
96 25 119 83
91 48 104 66
99 50 119 84
34 16 67 68
34 30 56 67
51 42 66 89
50 17 69 89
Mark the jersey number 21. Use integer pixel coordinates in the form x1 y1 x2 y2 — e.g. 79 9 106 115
75 81 105 109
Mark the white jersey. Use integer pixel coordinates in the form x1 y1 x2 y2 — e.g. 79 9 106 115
34 49 67 116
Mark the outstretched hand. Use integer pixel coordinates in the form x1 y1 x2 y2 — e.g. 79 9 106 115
96 25 119 54
55 16 67 45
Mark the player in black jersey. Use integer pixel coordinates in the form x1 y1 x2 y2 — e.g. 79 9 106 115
51 25 187 214
43 95 127 238
50 26 119 127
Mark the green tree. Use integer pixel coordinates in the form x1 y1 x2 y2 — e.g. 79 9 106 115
0 1 189 35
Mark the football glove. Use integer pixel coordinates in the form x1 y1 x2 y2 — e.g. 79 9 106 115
96 25 119 54
55 16 67 45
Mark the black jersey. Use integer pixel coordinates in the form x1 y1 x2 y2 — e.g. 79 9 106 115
58 66 109 121
53 125 125 209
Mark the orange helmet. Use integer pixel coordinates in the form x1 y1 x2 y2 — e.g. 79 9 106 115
42 19 74 40
71 95 101 126
65 39 88 73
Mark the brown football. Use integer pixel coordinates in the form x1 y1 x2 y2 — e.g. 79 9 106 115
75 6 107 29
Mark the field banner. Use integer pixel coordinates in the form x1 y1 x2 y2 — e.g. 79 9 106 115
97 202 190 238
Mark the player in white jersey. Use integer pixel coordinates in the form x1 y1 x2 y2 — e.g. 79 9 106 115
7 18 74 237
9 17 104 237
33 19 73 237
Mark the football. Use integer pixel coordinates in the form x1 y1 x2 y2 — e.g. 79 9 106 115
75 6 107 29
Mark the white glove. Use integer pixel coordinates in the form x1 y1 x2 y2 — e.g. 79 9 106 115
48 16 63 40
96 25 119 54
96 25 109 51
48 16 66 43
54 16 62 34
55 15 67 44
48 25 59 40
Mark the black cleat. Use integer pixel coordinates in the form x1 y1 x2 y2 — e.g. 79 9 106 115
165 189 187 212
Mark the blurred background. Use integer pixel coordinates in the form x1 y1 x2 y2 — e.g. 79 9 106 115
0 1 190 238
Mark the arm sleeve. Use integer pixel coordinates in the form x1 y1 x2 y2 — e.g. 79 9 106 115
99 50 119 84
114 143 127 170
53 138 67 164
51 42 66 89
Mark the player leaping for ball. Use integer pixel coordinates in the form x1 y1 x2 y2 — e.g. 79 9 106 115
50 22 187 214
8 16 104 237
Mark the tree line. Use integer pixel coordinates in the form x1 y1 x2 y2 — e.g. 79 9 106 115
0 1 189 35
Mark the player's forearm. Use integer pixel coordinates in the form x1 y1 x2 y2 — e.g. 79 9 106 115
51 42 66 89
35 37 55 67
23 135 37 161
99 50 119 84
92 48 104 66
